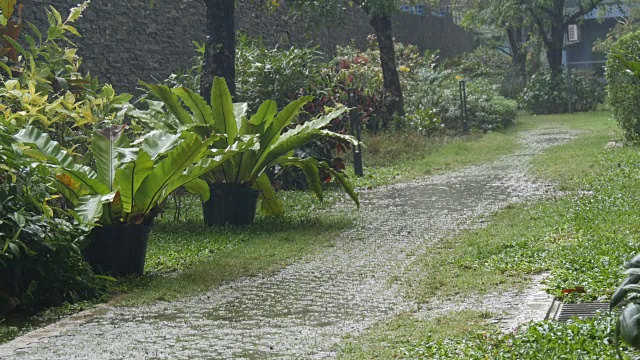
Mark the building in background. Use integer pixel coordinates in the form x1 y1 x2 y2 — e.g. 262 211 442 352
564 1 631 72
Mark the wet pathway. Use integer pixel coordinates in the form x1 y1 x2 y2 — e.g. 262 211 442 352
0 128 577 359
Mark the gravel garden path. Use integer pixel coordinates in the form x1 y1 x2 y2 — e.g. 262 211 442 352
0 127 577 359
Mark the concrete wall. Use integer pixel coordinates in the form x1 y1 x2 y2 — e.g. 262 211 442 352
24 0 474 93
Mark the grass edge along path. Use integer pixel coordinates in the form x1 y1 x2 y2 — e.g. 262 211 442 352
339 111 640 359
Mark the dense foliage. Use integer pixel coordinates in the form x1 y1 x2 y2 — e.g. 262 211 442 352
520 69 604 115
0 124 105 314
406 68 517 132
606 30 640 141
444 45 525 99
236 35 328 112
605 57 640 357
400 316 627 359
0 1 118 314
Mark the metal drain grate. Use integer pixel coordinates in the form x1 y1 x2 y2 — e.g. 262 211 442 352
546 300 609 322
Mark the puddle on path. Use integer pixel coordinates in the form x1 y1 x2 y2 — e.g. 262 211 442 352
0 128 577 359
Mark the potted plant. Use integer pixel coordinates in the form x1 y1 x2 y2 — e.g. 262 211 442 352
14 125 243 275
142 77 360 226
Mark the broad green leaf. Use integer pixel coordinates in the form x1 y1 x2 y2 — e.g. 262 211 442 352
620 303 640 349
141 81 194 125
115 151 154 213
248 100 277 127
133 133 213 216
66 1 89 23
210 77 238 145
612 275 640 310
185 134 260 185
252 107 347 180
623 284 640 293
259 96 312 154
75 193 113 224
183 178 210 202
173 87 212 125
135 130 181 160
255 172 283 216
0 0 16 19
328 166 360 208
281 157 324 202
277 157 359 208
0 61 12 77
48 5 62 25
27 22 42 43
318 129 359 146
46 24 64 41
58 168 110 196
91 125 129 191
61 24 80 37
14 126 94 175
2 35 27 58
234 102 248 131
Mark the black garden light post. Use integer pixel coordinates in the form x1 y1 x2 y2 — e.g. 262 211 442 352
348 88 364 177
459 79 469 134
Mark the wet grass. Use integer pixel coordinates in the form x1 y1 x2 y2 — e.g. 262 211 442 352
347 130 520 188
340 112 640 358
341 312 633 359
113 191 355 306
339 311 495 359
521 111 618 190
348 111 616 189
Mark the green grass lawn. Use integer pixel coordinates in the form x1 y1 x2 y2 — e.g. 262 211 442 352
349 111 617 189
339 111 640 359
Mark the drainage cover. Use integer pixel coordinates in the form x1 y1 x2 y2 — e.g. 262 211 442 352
546 300 609 322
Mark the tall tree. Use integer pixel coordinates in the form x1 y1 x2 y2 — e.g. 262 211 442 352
201 0 236 100
460 0 619 77
458 0 529 79
289 0 412 117
358 0 405 117
518 0 614 76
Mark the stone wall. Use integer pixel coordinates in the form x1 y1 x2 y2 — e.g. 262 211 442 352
25 0 474 93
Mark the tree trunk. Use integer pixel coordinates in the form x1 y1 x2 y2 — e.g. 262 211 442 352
506 27 526 79
369 14 404 117
546 0 566 77
201 0 236 101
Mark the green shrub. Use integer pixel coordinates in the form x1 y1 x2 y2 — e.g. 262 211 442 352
236 34 330 112
445 45 512 82
606 30 640 141
0 2 126 315
572 71 606 112
0 125 105 314
0 1 136 151
406 69 517 132
445 45 525 99
520 70 568 114
466 82 518 130
520 69 604 115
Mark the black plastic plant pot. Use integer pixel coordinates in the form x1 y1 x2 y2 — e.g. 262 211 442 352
84 223 153 276
203 183 260 226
